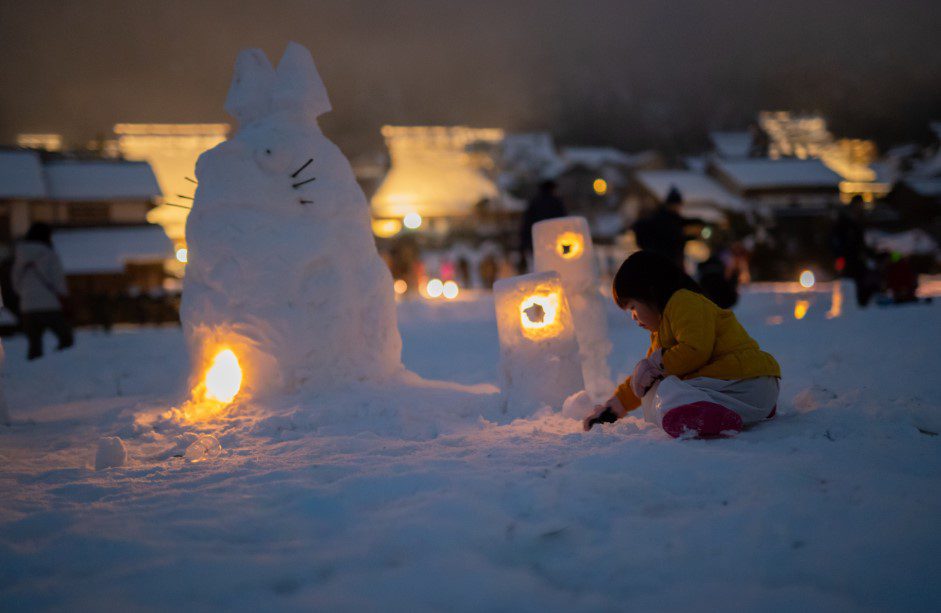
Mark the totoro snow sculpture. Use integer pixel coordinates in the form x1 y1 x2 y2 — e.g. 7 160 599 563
181 42 403 398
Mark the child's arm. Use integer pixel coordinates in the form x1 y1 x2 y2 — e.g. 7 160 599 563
661 297 717 377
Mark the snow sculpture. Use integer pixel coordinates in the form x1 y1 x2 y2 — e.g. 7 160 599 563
494 271 584 414
532 216 612 400
181 42 403 400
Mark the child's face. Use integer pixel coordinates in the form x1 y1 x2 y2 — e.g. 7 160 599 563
624 299 661 331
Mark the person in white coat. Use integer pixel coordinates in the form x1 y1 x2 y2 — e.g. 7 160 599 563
11 223 74 360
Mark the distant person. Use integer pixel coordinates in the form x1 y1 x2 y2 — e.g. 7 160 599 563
519 180 567 272
583 251 780 438
697 252 739 309
830 201 878 307
11 223 74 360
632 186 689 267
885 253 920 304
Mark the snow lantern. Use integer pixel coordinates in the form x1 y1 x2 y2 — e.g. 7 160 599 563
494 271 584 414
532 216 612 401
178 42 403 418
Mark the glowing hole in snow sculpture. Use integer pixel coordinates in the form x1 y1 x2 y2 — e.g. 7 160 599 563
393 279 408 295
176 248 188 263
555 232 584 260
519 293 560 336
794 300 810 320
593 178 607 195
403 212 422 230
204 349 243 403
799 270 816 289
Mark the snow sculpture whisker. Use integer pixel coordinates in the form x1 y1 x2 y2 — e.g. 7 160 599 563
177 194 194 200
292 176 317 189
185 176 198 184
163 202 192 210
291 158 313 178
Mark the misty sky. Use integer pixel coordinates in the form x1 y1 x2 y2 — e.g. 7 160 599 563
1 0 939 156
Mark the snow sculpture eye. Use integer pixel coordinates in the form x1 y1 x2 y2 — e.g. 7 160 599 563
253 146 292 174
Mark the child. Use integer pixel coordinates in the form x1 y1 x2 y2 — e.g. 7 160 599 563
584 251 781 438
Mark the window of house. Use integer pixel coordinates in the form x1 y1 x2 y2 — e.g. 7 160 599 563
68 202 111 225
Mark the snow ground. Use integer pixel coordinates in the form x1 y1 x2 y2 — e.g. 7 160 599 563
1 285 940 611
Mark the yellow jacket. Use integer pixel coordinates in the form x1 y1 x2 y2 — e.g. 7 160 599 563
615 289 781 412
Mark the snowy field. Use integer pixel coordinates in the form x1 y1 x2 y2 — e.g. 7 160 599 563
2 284 940 612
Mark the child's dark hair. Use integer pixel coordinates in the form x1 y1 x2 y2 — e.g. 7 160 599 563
612 251 703 311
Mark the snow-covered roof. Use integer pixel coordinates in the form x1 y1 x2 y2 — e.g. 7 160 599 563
709 132 753 158
52 225 173 274
0 149 45 198
44 160 161 202
542 147 653 179
905 178 941 198
501 133 559 169
711 158 841 191
635 170 746 212
865 229 939 256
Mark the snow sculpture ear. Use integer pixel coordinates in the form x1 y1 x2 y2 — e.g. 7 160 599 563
224 48 277 126
270 41 332 120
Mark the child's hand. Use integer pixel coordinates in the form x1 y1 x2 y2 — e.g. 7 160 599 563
629 350 664 398
582 396 626 431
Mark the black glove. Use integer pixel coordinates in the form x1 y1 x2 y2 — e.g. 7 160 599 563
583 406 618 431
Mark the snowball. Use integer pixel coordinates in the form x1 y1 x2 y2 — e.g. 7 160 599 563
95 437 127 470
182 43 402 398
493 271 584 416
532 216 613 401
561 390 595 420
184 435 223 462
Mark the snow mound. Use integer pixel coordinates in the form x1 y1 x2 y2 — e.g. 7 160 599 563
94 436 127 470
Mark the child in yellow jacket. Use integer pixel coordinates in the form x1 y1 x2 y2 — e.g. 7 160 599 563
584 251 781 438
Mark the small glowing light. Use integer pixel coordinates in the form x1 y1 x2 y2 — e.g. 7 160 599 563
372 218 402 238
403 212 422 229
826 282 843 319
794 300 810 320
520 293 560 333
593 178 607 196
701 227 713 240
442 281 459 300
176 248 188 263
799 270 816 289
393 279 408 295
555 231 584 260
204 349 242 404
426 278 444 298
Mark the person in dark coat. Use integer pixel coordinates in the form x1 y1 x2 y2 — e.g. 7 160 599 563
633 186 689 267
11 223 74 360
519 180 567 272
830 202 878 307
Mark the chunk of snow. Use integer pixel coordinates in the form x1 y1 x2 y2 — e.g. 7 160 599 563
94 437 127 470
184 435 223 462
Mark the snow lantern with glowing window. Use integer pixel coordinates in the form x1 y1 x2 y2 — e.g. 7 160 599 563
532 216 613 401
494 271 584 415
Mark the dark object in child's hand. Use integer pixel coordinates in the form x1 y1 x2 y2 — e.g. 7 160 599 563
583 407 618 431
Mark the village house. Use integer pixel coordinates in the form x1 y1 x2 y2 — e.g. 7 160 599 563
0 147 173 326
